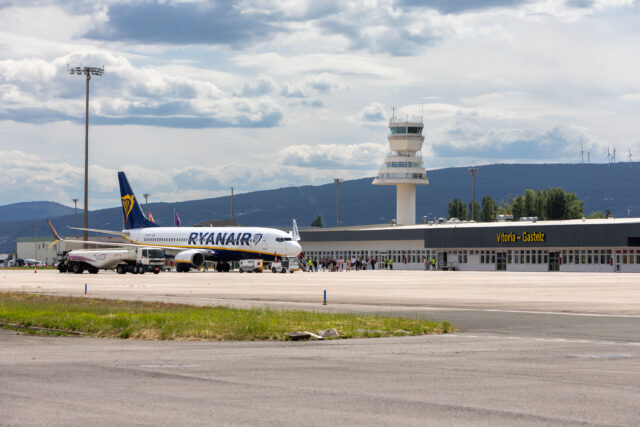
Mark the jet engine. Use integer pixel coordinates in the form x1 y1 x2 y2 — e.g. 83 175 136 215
174 250 205 268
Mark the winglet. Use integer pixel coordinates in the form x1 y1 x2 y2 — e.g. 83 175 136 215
292 219 300 241
46 219 62 248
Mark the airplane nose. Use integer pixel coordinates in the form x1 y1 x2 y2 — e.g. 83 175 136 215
290 242 302 256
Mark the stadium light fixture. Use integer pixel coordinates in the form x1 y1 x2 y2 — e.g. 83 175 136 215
67 63 104 247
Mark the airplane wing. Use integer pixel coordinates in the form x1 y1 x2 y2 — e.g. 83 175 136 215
68 226 127 236
47 220 138 248
47 220 210 254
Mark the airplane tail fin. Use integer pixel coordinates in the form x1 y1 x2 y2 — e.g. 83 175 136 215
292 219 300 241
118 171 159 230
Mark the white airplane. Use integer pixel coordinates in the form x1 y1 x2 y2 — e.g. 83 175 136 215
48 171 302 272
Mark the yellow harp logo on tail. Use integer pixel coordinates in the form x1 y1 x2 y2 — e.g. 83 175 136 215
121 195 135 219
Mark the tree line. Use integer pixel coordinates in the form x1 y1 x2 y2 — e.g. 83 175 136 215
448 188 587 222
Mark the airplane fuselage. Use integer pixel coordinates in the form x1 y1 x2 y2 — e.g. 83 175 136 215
126 226 301 262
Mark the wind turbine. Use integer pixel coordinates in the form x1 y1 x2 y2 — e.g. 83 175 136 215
579 142 585 164
628 147 633 167
607 147 611 165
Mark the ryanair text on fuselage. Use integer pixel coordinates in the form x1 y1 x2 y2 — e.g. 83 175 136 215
142 231 264 247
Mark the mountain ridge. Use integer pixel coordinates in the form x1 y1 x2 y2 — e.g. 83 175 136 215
1 162 639 253
0 201 74 223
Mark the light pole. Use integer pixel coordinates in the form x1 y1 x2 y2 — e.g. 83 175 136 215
143 193 150 218
334 178 343 227
468 167 479 221
68 64 104 248
72 198 79 237
230 187 234 221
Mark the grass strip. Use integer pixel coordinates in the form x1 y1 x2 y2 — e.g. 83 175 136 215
0 292 453 341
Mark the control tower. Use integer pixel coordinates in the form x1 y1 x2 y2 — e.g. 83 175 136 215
372 112 429 225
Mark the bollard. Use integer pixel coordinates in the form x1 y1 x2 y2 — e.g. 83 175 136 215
84 283 87 294
323 289 326 305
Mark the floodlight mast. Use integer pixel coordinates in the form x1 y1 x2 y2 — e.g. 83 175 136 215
67 64 104 247
334 178 343 227
468 167 479 221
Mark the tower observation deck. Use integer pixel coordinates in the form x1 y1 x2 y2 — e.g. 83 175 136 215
372 113 429 225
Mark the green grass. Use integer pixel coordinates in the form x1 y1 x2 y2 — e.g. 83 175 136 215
0 292 453 340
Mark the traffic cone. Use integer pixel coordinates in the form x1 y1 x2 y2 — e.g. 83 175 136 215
34 265 37 274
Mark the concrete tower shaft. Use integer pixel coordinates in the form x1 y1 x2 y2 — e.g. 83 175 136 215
372 115 429 225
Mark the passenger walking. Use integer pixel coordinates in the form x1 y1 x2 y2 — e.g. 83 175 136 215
389 258 393 270
431 258 436 270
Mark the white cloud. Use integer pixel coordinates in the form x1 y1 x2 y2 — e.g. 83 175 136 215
280 82 305 98
1 0 640 208
280 142 387 170
0 51 284 128
0 145 386 208
304 72 343 94
357 103 387 122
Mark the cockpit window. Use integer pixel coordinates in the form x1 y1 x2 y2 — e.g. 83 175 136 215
276 237 293 242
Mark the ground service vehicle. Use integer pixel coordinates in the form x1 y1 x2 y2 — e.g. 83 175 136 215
57 247 165 274
267 257 300 273
238 259 263 273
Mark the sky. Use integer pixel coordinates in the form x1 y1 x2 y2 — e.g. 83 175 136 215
0 0 639 209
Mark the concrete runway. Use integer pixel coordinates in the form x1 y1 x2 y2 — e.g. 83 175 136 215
2 269 640 315
2 330 639 426
2 270 640 425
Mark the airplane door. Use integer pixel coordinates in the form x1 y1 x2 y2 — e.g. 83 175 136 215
261 234 268 250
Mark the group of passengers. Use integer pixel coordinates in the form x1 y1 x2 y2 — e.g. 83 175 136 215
304 256 393 272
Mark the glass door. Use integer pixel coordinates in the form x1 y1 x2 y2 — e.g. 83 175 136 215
548 251 559 271
496 251 507 271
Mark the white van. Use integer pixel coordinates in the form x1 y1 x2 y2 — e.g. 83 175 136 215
239 259 264 273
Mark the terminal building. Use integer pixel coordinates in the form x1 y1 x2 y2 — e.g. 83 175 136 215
299 112 640 273
299 218 640 273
